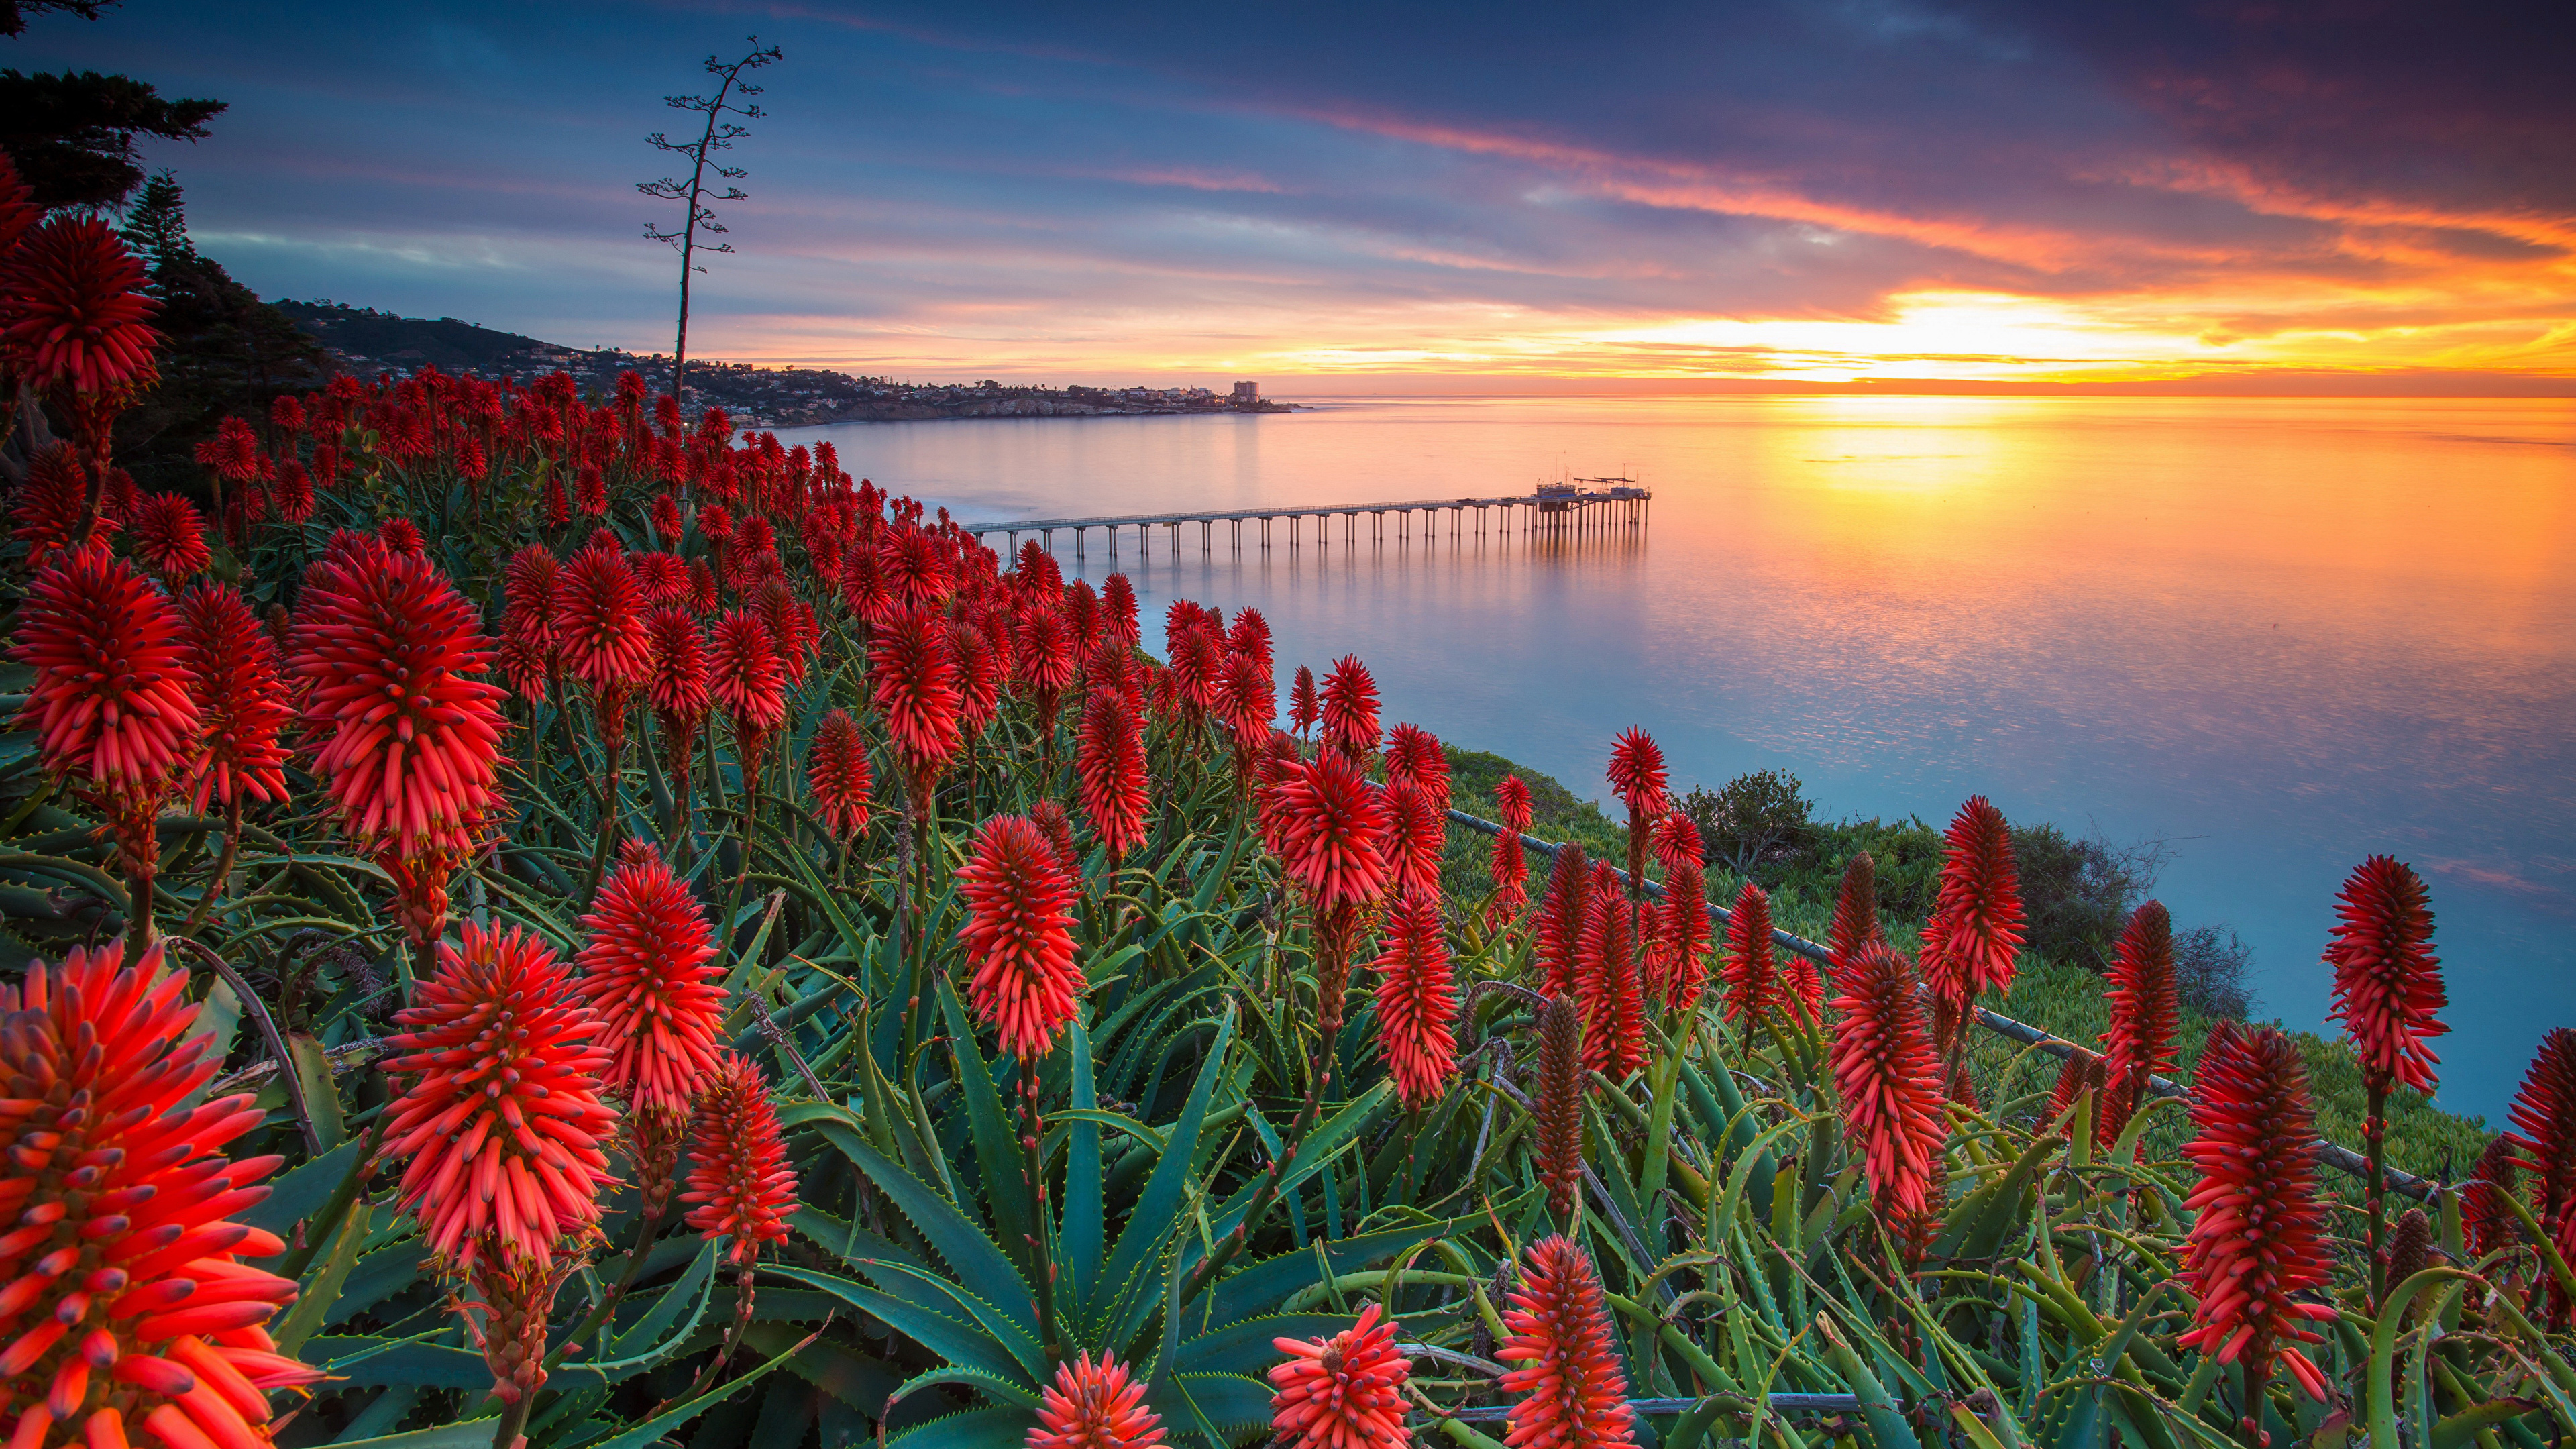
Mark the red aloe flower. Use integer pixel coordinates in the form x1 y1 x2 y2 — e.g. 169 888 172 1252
1721 881 1779 1026
1532 841 1591 996
1534 994 1586 1219
1498 1236 1637 1449
574 461 606 517
958 814 1084 1060
1029 797 1081 875
1372 893 1458 1108
1221 648 1273 772
292 545 508 941
680 1051 799 1265
883 527 953 612
645 605 711 786
1487 824 1529 934
2045 1049 2109 1136
1099 572 1140 647
11 545 199 813
377 515 425 557
1381 777 1446 903
2178 1023 2336 1405
1319 655 1379 761
1933 796 2024 1000
1271 751 1391 910
1651 812 1702 879
382 921 619 1272
0 214 160 440
1269 1303 1411 1449
871 606 962 812
757 577 818 685
1061 577 1102 652
1827 851 1881 967
632 549 690 606
1030 1351 1167 1449
806 707 875 840
650 491 682 543
2324 855 2445 1097
2461 1135 2521 1262
2100 900 2179 1144
1289 664 1320 738
2509 1028 2576 1320
1495 774 1533 832
1578 881 1645 1078
1654 859 1711 1012
504 544 562 655
1227 605 1272 672
688 557 718 613
555 543 649 753
708 607 786 795
1015 602 1077 724
127 492 209 580
1076 687 1150 865
1828 941 1947 1226
175 582 293 814
8 442 93 565
951 614 1003 739
1605 726 1667 822
0 942 323 1449
1386 722 1451 812
13 546 198 928
272 458 314 523
577 841 723 1120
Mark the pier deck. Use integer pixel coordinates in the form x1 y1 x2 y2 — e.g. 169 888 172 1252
952 483 1650 560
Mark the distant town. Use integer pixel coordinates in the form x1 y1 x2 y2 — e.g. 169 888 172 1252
274 300 1295 429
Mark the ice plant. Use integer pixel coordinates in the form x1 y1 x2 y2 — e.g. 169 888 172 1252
11 547 198 945
872 606 963 819
1028 1352 1166 1449
1372 893 1458 1108
680 1051 798 1265
1720 881 1778 1028
1268 1303 1411 1449
2508 1028 2576 1323
957 814 1083 1061
1532 841 1591 996
1498 1236 1636 1449
1828 942 1946 1236
174 582 292 816
1319 655 1379 761
127 492 209 580
292 542 509 943
1534 994 1586 1221
382 922 619 1407
2178 1023 2336 1424
1075 687 1149 867
0 941 323 1449
805 707 875 841
577 841 723 1216
2100 901 2178 1149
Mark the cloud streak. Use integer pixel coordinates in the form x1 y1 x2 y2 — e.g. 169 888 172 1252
14 0 2572 387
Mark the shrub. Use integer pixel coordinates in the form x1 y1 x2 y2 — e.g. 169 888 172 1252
2174 922 2257 1020
2008 821 2171 969
1679 769 1813 882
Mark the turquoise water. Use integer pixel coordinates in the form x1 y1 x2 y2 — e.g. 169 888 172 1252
786 394 2576 1122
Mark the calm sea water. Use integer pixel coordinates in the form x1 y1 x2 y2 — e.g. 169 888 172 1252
785 395 2576 1122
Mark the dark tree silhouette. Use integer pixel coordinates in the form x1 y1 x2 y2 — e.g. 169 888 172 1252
0 69 225 209
638 38 781 414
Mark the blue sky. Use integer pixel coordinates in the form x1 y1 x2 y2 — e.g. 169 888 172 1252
15 0 2571 386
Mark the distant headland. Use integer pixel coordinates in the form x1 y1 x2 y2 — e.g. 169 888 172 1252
270 299 1298 428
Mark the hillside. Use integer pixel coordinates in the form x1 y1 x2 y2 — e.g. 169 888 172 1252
272 299 1293 427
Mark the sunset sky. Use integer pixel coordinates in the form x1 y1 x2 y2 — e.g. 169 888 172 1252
20 0 2574 390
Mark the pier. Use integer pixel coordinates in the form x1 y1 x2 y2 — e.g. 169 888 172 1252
953 480 1650 561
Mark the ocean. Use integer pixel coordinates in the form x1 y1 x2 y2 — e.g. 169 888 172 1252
783 393 2576 1122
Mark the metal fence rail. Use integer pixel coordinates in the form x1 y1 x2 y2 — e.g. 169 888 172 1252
1442 806 2436 1201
